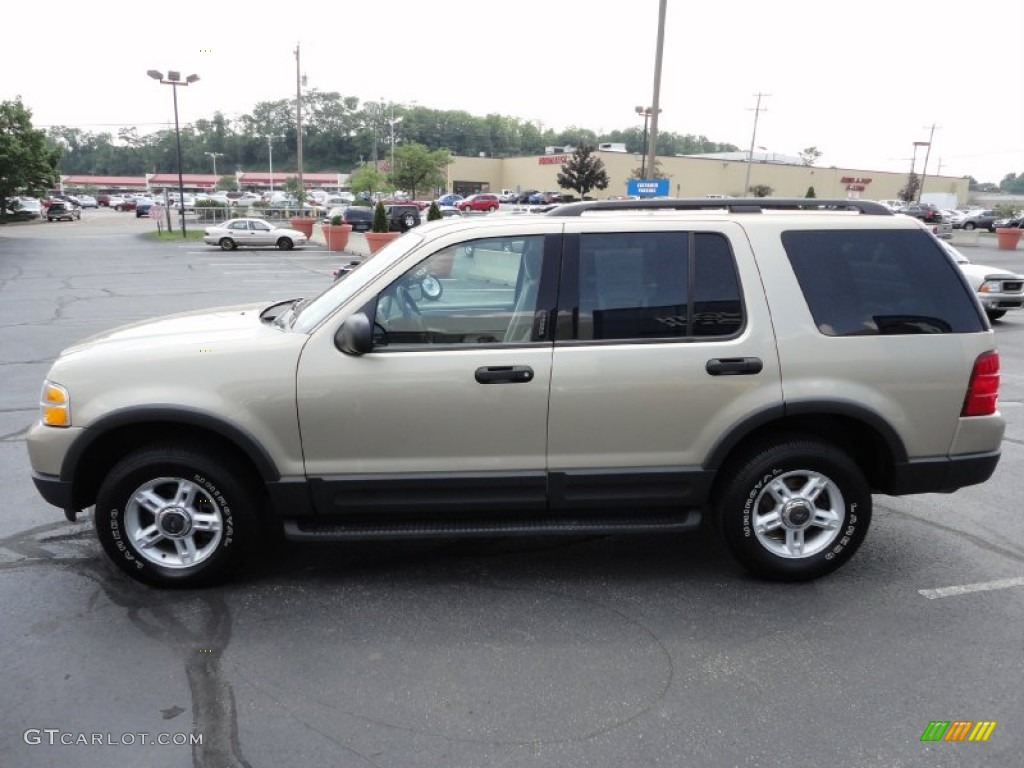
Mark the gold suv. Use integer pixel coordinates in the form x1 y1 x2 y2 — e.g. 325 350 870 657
28 199 1005 586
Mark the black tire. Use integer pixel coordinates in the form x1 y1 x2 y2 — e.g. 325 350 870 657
715 435 872 581
94 444 260 587
986 310 1006 321
488 205 498 212
402 213 416 229
277 237 294 251
963 222 976 231
219 237 236 251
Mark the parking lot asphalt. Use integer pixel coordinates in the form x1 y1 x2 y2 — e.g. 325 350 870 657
1 210 1022 767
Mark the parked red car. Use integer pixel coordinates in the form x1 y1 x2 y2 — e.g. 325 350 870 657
457 193 500 212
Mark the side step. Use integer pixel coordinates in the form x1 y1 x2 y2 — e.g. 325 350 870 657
283 511 702 542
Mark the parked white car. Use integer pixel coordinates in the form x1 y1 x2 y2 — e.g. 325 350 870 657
939 239 1024 321
202 218 307 251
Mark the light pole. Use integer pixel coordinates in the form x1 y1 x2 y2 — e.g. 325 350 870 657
743 92 769 196
635 106 656 178
264 135 284 194
147 69 199 238
389 110 403 178
204 151 223 177
294 43 305 206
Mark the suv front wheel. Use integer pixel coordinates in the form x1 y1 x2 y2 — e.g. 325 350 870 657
94 444 259 587
716 436 872 581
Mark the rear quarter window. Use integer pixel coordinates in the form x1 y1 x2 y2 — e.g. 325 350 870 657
782 229 985 336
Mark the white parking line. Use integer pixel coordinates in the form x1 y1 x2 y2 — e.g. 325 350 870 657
918 576 1024 599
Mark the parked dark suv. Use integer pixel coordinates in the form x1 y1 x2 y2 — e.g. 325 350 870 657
386 204 422 232
45 201 81 222
342 207 373 231
899 204 942 222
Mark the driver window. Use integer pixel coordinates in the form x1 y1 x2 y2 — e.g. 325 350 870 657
373 236 545 347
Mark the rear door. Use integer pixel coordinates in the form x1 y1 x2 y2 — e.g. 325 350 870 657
545 222 783 510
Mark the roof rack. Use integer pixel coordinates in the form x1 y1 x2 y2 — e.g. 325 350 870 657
546 198 893 217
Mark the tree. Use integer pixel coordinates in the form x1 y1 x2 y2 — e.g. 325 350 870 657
389 142 450 198
282 176 306 207
215 175 236 192
799 146 822 166
630 159 667 179
805 186 816 198
899 172 920 202
1 99 60 219
348 163 387 198
556 145 609 199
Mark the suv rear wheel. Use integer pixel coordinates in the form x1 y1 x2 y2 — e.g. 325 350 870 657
716 436 872 581
94 444 259 587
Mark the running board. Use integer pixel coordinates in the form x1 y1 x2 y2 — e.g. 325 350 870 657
283 511 702 542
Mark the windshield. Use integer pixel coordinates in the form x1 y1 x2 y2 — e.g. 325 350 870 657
290 232 425 333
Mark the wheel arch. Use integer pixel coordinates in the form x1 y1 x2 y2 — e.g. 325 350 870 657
60 407 280 511
705 401 907 494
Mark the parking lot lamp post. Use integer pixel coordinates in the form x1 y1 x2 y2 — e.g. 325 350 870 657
148 69 199 238
635 106 652 177
264 135 283 194
204 151 223 179
390 112 403 180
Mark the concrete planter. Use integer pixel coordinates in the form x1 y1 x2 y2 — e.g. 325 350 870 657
289 217 317 238
365 231 400 254
322 223 353 252
995 227 1023 251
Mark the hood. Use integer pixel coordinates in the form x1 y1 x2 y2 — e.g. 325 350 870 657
956 261 1023 288
61 302 280 356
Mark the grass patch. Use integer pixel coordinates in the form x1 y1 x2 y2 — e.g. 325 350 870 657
144 228 206 242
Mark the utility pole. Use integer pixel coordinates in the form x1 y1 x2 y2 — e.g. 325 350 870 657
645 0 668 179
917 123 938 203
744 93 770 195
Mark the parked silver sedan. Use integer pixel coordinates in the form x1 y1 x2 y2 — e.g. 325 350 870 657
203 218 308 251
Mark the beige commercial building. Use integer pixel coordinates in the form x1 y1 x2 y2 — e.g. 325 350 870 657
447 149 969 204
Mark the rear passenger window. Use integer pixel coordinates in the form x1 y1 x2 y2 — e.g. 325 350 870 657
574 231 742 341
783 230 985 336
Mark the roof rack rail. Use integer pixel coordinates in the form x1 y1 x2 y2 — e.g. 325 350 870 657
546 198 893 217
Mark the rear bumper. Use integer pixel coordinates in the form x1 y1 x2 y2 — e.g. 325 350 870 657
886 451 1000 495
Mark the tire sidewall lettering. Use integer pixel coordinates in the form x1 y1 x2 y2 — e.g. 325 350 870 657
742 468 781 538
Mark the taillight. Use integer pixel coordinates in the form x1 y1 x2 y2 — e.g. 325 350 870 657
962 351 1000 416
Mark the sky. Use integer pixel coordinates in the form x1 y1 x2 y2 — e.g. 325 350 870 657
4 0 1022 184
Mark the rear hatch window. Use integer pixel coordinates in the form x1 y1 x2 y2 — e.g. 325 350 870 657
782 229 985 336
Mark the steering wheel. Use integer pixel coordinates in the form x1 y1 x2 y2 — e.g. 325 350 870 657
377 283 427 342
397 284 421 317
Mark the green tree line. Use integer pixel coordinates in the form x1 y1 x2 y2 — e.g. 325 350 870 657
43 91 740 177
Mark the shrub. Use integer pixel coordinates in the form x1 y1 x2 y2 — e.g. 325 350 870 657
330 214 343 226
372 201 388 233
427 201 441 221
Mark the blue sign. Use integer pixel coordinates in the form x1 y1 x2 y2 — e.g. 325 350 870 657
627 179 670 198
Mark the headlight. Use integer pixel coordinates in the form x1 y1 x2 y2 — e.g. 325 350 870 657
979 281 1000 294
40 381 70 427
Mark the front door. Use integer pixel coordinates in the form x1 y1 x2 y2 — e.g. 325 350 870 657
296 234 557 517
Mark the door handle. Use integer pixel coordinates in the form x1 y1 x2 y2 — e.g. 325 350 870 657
475 365 535 384
706 357 763 376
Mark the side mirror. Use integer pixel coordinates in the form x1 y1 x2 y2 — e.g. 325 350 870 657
334 312 373 355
